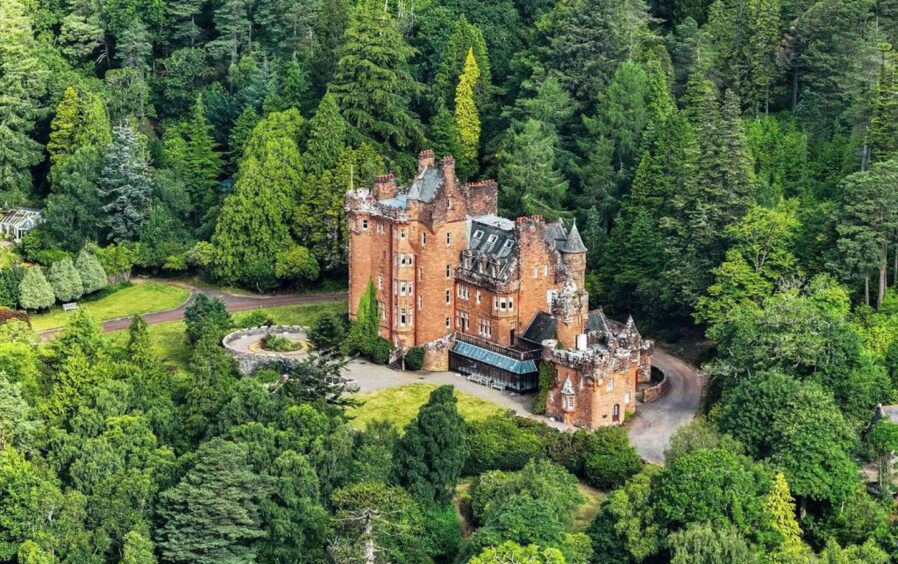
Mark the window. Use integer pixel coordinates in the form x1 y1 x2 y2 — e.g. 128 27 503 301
544 265 549 277
502 239 514 250
478 318 492 337
378 302 385 320
446 264 451 278
362 219 368 230
564 396 575 410
532 267 538 279
377 223 384 234
446 232 452 245
445 289 451 304
377 275 383 289
607 378 614 391
508 298 514 310
418 295 423 310
487 234 498 244
457 285 469 300
418 267 423 281
624 391 631 405
445 317 451 329
473 229 483 239
421 232 427 245
400 229 407 239
456 311 470 331
399 308 407 326
447 196 453 209
476 290 481 304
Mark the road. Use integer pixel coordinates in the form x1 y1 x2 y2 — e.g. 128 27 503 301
626 349 707 464
39 286 347 339
346 347 706 459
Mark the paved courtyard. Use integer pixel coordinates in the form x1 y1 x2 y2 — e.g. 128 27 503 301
344 347 706 463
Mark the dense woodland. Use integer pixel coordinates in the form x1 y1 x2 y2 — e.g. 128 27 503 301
4 0 898 562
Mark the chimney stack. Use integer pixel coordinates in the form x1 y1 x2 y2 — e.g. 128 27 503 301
441 154 455 179
418 149 435 171
372 173 397 200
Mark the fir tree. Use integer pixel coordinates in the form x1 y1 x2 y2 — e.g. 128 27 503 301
330 1 422 169
303 91 348 174
763 472 808 558
497 118 568 219
454 49 481 179
432 16 492 111
18 267 55 311
429 102 462 160
184 96 223 222
390 385 468 504
47 257 84 303
75 248 107 294
99 125 156 243
229 106 261 166
871 48 898 164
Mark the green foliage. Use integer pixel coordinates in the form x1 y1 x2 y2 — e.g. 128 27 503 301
18 267 55 311
391 385 468 504
469 541 566 564
668 522 757 564
99 124 156 243
183 294 232 345
260 333 300 352
307 311 349 352
274 244 320 283
532 361 557 415
74 249 107 294
404 346 425 371
348 279 381 357
464 414 545 475
580 426 643 490
454 49 481 178
122 530 156 564
47 257 83 303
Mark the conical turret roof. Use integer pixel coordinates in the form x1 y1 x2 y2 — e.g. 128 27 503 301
561 220 587 253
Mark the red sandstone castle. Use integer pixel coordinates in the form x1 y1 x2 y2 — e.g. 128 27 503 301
346 150 652 428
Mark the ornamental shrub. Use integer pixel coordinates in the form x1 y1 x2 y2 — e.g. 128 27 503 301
308 312 348 352
404 346 424 370
75 248 108 294
18 267 55 310
47 257 83 303
371 338 393 365
0 308 30 327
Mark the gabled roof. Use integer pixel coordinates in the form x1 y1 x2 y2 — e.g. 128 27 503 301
406 166 443 202
521 312 556 345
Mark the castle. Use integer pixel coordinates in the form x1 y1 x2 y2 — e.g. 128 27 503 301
346 150 652 428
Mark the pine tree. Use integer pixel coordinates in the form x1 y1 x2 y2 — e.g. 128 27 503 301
303 91 348 174
229 106 261 166
75 248 107 294
390 385 468 504
126 315 156 371
18 267 55 311
211 110 304 289
348 279 380 357
76 92 112 149
454 49 481 180
47 87 80 174
763 472 807 558
99 125 156 243
330 1 422 168
429 102 461 160
209 0 254 65
47 257 84 303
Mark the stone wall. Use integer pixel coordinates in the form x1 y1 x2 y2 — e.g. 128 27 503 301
639 366 670 404
222 325 306 376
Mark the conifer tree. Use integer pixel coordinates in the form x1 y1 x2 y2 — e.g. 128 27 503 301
432 16 492 111
18 267 55 311
764 472 808 558
211 110 304 289
454 49 481 179
184 96 223 221
99 125 156 243
75 92 113 149
497 118 568 219
871 48 898 163
228 106 261 166
303 92 348 174
47 87 80 174
391 385 468 504
75 248 107 294
330 1 422 168
47 257 84 303
0 0 47 206
429 102 462 160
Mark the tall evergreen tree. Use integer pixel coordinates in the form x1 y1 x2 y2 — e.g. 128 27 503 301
391 385 468 504
99 125 156 243
432 15 492 112
497 119 568 219
47 258 83 303
18 267 55 311
303 91 348 174
47 87 80 174
347 279 380 357
870 48 898 164
330 0 422 170
211 110 304 289
454 49 481 179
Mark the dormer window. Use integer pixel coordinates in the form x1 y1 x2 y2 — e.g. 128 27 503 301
502 239 514 250
487 234 498 244
473 229 483 239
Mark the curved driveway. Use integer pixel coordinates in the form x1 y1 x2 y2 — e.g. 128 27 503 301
627 349 707 464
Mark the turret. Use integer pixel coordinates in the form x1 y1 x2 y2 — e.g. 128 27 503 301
560 220 587 288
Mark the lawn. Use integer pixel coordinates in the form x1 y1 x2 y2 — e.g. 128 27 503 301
571 483 607 532
347 383 507 431
232 300 347 326
31 281 190 332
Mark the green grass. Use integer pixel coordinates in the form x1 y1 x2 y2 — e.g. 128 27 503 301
232 300 347 326
347 383 506 431
571 483 607 532
32 282 190 332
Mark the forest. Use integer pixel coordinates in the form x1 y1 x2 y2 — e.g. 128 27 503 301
3 0 898 562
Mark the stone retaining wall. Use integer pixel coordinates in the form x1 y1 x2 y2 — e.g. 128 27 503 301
638 366 669 404
222 325 307 375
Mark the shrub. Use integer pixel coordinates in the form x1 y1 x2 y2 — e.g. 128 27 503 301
47 257 83 303
0 308 30 327
18 267 55 310
261 333 300 352
404 346 424 370
308 311 349 352
532 361 557 415
371 337 393 365
75 249 108 294
465 414 546 475
240 309 274 328
581 427 643 489
184 294 232 344
0 265 25 308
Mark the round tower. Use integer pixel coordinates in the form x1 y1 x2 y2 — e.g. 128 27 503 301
560 220 587 288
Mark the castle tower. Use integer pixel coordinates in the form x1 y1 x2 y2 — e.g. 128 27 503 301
551 282 590 349
560 220 587 288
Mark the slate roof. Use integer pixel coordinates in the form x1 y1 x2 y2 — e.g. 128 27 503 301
406 166 443 202
521 312 557 345
562 221 587 253
464 216 518 280
451 340 537 374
